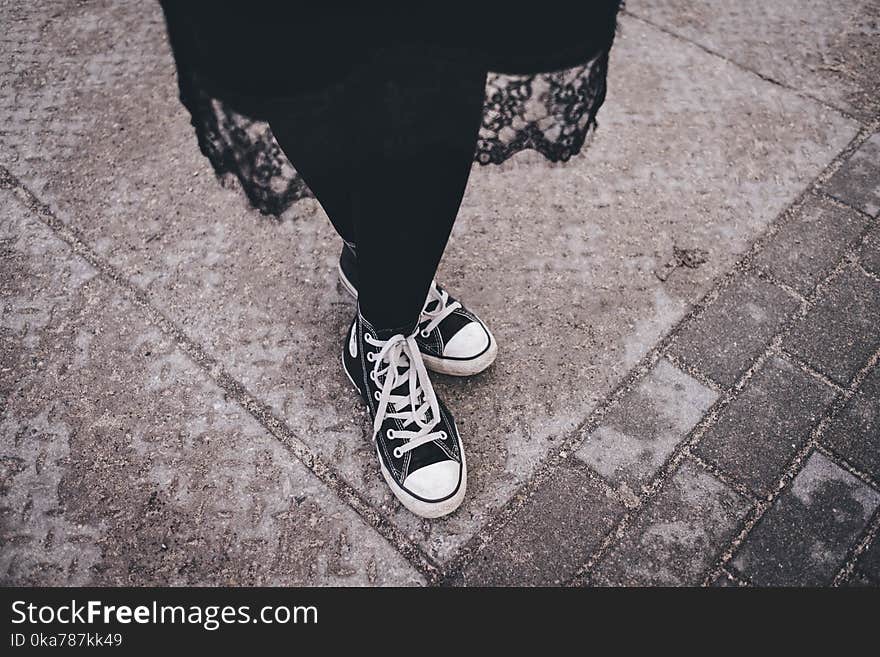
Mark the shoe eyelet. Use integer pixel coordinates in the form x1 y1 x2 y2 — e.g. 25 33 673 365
420 329 430 338
366 352 375 362
439 431 447 440
369 371 376 381
386 428 395 439
374 391 380 401
393 447 403 458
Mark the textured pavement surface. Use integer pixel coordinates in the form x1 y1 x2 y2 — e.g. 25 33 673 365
1 1 878 586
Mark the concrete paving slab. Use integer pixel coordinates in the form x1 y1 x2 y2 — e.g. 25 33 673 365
0 191 424 586
0 2 859 565
634 0 880 120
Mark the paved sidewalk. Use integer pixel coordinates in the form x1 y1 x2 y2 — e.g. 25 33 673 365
1 1 878 586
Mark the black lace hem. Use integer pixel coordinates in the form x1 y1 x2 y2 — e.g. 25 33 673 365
177 51 612 217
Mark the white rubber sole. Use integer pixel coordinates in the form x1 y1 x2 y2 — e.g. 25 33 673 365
338 262 497 377
341 351 467 519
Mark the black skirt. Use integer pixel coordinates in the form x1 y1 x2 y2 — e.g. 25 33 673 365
160 2 623 216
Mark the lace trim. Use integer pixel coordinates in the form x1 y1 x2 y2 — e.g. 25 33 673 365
177 51 610 217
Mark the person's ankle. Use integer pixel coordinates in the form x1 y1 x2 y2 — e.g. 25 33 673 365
358 306 418 340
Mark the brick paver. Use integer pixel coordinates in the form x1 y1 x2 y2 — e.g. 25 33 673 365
754 195 869 295
822 364 880 480
783 266 880 385
592 460 750 586
731 452 880 585
451 462 623 586
852 536 880 585
694 356 836 496
668 273 799 388
575 359 718 492
824 133 880 217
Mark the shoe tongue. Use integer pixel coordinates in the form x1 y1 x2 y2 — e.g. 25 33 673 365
384 359 435 428
372 327 399 341
389 363 414 405
371 321 419 341
390 377 411 400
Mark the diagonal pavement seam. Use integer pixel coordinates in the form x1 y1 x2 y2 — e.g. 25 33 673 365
623 9 870 126
0 163 444 584
441 119 879 585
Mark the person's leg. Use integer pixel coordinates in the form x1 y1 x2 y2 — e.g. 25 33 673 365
339 49 487 517
264 88 357 246
348 47 487 335
266 46 488 518
267 46 486 336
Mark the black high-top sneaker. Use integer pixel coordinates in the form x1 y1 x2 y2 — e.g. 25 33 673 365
342 310 467 518
339 243 497 376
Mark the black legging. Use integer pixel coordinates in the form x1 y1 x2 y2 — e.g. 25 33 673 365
263 46 488 335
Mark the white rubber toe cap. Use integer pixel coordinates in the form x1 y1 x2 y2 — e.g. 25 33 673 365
403 461 461 501
442 322 490 359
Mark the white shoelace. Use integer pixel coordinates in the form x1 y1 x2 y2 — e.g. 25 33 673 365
364 332 445 458
418 282 462 337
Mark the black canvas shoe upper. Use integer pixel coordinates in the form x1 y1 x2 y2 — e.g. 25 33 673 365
412 284 489 361
339 244 493 364
343 311 463 502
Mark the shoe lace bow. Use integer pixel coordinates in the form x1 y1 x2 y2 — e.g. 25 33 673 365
365 331 445 458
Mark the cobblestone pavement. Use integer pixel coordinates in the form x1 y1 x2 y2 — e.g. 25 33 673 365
1 1 878 586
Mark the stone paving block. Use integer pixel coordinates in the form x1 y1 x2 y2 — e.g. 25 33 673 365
858 225 880 278
636 1 880 120
0 192 423 586
668 273 800 388
593 460 750 586
845 570 876 587
576 359 718 492
754 195 869 295
0 1 859 566
852 535 880 585
451 461 623 586
822 364 880 480
824 134 880 218
695 356 836 496
783 266 880 385
732 451 880 586
710 573 739 587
